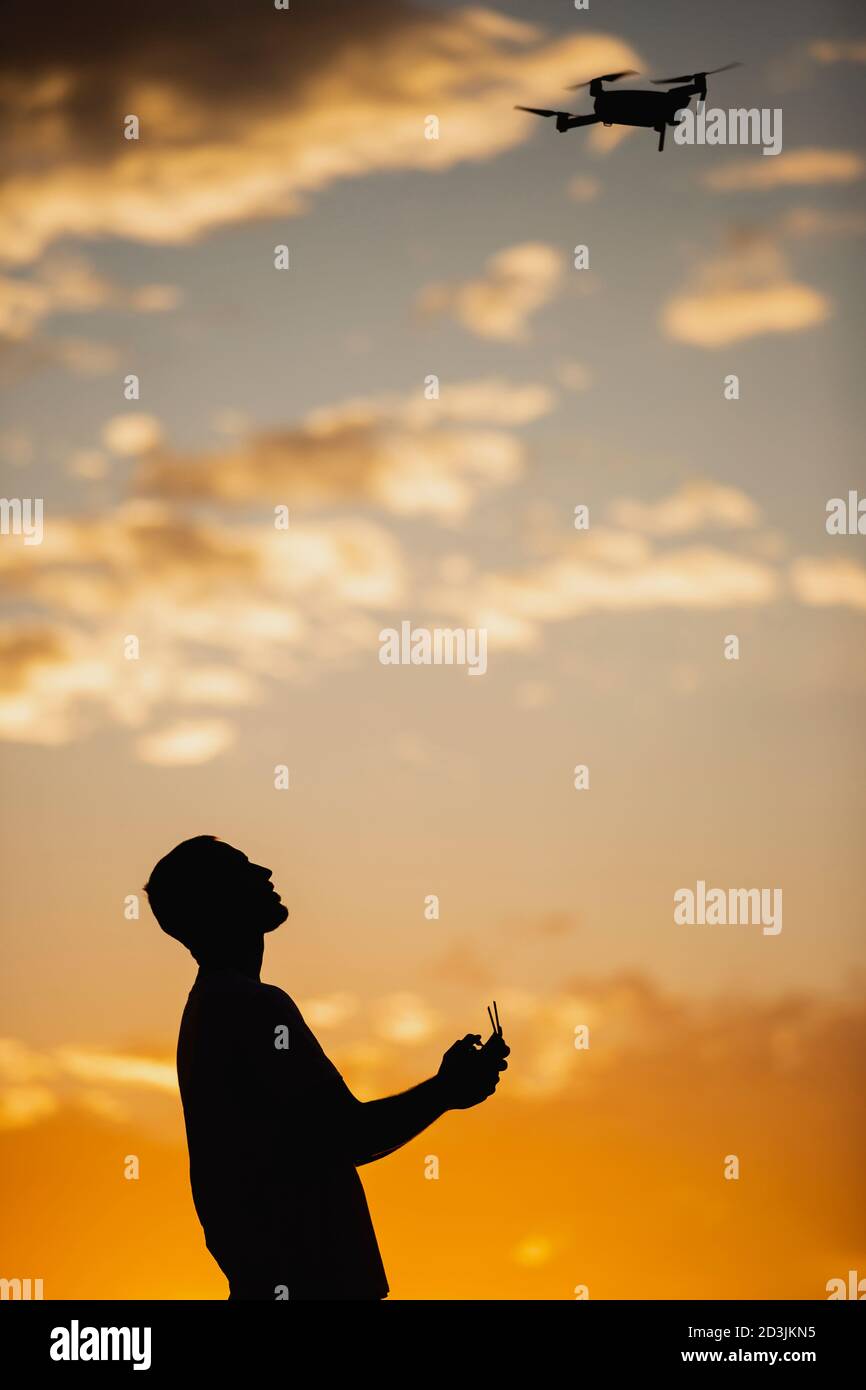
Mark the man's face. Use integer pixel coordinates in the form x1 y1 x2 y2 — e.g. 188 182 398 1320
212 844 289 933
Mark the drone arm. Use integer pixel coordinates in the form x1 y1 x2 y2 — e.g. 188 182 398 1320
513 106 600 134
558 113 601 132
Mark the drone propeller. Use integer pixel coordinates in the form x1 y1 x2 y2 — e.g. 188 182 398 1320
566 70 637 90
651 62 741 84
514 105 573 118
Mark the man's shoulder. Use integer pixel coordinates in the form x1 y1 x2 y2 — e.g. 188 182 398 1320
191 973 304 1021
258 981 295 1004
191 969 259 1002
182 975 307 1057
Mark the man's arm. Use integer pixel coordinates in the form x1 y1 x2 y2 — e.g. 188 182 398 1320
349 1075 448 1164
347 1033 509 1165
258 985 509 1166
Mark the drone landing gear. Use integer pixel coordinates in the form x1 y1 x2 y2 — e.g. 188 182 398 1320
656 124 666 152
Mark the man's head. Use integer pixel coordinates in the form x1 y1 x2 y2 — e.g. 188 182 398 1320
144 836 288 961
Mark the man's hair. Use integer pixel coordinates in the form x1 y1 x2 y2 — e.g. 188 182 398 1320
144 835 223 953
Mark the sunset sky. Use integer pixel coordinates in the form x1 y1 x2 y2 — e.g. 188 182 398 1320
1 0 864 1299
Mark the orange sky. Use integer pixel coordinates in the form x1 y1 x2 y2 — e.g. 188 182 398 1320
2 978 863 1298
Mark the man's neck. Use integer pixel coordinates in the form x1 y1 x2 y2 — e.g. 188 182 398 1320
197 935 264 981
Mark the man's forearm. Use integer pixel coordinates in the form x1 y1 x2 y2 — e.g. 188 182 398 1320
352 1075 448 1164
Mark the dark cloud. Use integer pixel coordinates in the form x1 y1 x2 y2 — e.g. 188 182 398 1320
0 624 70 693
0 0 418 162
0 5 638 264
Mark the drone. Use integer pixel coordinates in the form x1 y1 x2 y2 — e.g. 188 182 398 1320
515 64 741 152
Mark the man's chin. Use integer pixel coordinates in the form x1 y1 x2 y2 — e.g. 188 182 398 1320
265 903 289 931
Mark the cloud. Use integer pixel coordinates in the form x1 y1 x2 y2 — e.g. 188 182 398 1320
0 625 72 695
555 360 592 392
433 537 780 648
134 718 236 766
0 1037 57 1083
66 449 110 480
300 994 359 1031
0 2 639 266
776 206 866 240
0 501 408 754
587 122 636 155
567 175 600 202
353 973 863 1104
664 283 829 347
48 337 119 375
0 333 118 382
609 480 759 535
789 557 866 611
2 976 863 1129
139 425 519 520
0 1037 176 1129
372 993 440 1045
0 500 406 616
172 666 259 708
808 39 866 64
0 1086 58 1129
306 378 555 429
766 40 866 91
54 1047 177 1093
0 255 179 380
137 379 548 519
0 625 91 744
661 229 830 347
102 413 164 456
703 148 864 192
0 255 179 339
418 242 563 342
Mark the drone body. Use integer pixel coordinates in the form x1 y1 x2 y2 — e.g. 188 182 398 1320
516 65 740 152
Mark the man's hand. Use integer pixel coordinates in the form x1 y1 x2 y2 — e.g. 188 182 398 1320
437 1032 509 1110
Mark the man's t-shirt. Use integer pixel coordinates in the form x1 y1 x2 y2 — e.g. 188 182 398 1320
176 967 388 1300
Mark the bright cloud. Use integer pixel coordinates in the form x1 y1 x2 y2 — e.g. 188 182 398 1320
661 230 831 347
609 480 760 535
703 147 864 192
0 503 408 755
664 284 829 347
103 413 164 457
433 540 781 649
135 719 236 766
137 379 548 519
418 242 563 342
789 556 866 610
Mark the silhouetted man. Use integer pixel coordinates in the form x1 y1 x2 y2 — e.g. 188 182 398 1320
145 835 509 1301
